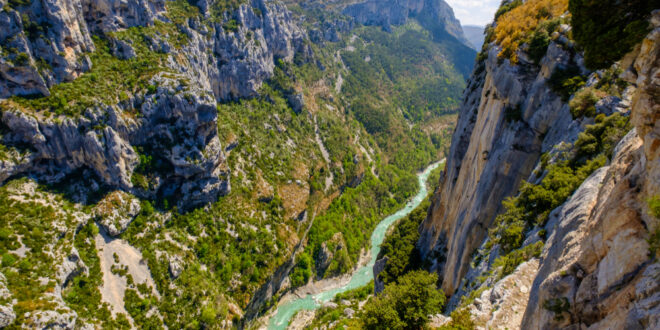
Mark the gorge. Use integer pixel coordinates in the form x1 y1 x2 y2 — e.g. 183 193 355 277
0 0 658 329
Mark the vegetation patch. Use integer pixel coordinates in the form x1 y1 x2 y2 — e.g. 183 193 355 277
489 112 631 254
494 0 568 63
569 0 656 69
361 270 445 329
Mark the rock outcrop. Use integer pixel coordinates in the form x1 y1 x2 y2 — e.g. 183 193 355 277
417 31 581 297
94 191 141 236
342 0 467 45
521 15 660 328
420 7 660 330
0 0 309 209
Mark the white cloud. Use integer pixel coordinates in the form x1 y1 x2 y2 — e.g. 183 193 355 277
445 0 500 27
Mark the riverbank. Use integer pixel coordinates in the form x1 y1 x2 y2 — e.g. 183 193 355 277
259 160 445 329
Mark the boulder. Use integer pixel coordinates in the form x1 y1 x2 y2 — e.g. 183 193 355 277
94 191 141 236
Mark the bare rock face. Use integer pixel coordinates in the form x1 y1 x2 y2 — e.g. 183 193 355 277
80 0 166 33
0 273 15 328
342 0 467 46
417 37 580 297
94 191 141 236
0 0 95 97
0 0 308 209
467 259 539 329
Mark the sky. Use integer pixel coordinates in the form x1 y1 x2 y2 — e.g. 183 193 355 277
445 0 501 27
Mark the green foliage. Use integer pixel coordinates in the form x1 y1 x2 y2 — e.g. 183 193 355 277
569 87 599 118
649 196 660 219
573 112 631 162
492 241 543 278
548 64 586 102
527 28 551 64
436 308 475 330
494 0 523 20
377 198 430 285
14 52 29 66
491 112 630 254
334 282 374 302
63 223 116 324
569 0 657 69
543 297 570 320
7 0 30 9
289 252 313 287
223 19 240 33
361 270 445 330
6 32 165 116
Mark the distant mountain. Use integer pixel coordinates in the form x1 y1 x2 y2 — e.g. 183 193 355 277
462 25 485 50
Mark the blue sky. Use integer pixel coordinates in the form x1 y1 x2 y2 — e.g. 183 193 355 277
445 0 501 27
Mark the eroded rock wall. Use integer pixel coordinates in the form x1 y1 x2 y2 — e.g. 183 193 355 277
417 32 582 296
0 0 309 209
522 16 660 329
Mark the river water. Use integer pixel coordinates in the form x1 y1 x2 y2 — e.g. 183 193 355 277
267 160 444 329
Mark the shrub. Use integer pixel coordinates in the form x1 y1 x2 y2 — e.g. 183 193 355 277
548 64 586 101
569 87 599 118
494 0 568 63
543 297 570 320
492 241 543 278
361 270 445 330
14 52 30 66
569 0 657 69
437 308 475 330
527 28 551 64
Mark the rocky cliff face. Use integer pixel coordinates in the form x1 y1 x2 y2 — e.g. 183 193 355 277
342 0 466 43
0 0 308 209
417 24 581 297
420 5 659 329
521 16 660 328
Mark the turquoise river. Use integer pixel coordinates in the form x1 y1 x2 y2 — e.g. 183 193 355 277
267 159 445 329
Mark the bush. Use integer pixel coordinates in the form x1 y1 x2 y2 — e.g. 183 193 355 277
527 28 551 64
494 0 568 63
569 87 599 118
569 0 657 69
437 308 475 330
548 64 586 101
361 270 445 330
377 199 430 284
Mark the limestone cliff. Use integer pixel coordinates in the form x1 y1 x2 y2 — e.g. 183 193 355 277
417 22 581 297
0 0 308 209
420 3 659 329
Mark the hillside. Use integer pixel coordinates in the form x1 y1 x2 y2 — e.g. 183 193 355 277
0 0 473 327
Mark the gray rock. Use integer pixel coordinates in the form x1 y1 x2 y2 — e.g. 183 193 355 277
169 256 184 279
94 191 141 236
343 0 469 47
595 95 623 116
110 39 137 60
343 307 355 318
373 256 389 294
322 302 338 309
288 92 305 114
0 305 15 328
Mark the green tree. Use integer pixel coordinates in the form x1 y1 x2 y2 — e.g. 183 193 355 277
361 270 445 329
569 0 659 69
